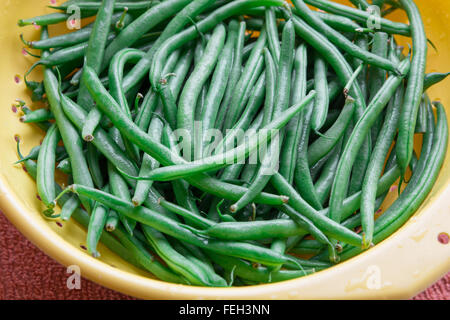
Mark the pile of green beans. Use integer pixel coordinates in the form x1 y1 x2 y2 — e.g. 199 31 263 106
15 0 448 287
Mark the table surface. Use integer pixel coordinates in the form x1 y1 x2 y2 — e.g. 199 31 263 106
1 212 448 300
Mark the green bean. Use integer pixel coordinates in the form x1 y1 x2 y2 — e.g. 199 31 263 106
342 103 448 261
22 12 131 50
132 117 163 207
102 0 192 73
86 185 110 258
151 49 183 130
396 0 427 180
314 139 343 206
201 20 237 152
423 72 450 91
329 58 410 225
415 94 428 134
76 0 116 115
15 145 65 165
169 240 225 286
20 109 54 124
59 92 139 179
36 29 95 213
266 7 281 62
271 173 363 247
314 11 362 33
27 33 116 68
142 226 226 287
215 21 246 130
111 225 185 283
159 198 214 230
177 24 226 154
18 12 96 27
120 0 214 92
81 65 313 206
289 239 323 256
261 49 277 127
292 99 324 211
229 20 295 214
368 32 389 147
51 1 156 12
303 0 410 36
169 47 195 102
122 91 316 182
214 59 265 154
278 205 337 262
311 55 329 132
361 82 404 248
134 48 181 132
223 29 267 131
289 14 367 133
36 124 60 211
57 157 72 175
148 0 283 101
350 34 369 103
86 143 104 189
17 145 154 277
60 194 81 222
63 184 305 267
349 0 370 9
162 125 206 229
293 0 400 74
107 160 136 235
207 252 315 284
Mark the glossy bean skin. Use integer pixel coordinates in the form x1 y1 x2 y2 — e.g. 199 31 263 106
76 0 116 111
311 55 329 132
423 72 450 91
265 7 281 62
360 49 404 248
132 116 163 207
396 0 428 177
86 186 110 258
20 109 54 123
37 124 60 209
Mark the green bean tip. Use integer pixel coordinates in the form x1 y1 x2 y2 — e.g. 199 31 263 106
83 134 94 142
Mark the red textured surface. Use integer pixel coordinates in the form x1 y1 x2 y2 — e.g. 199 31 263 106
1 212 448 300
